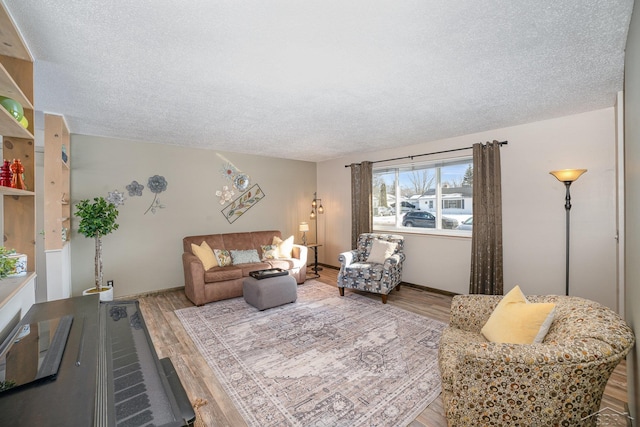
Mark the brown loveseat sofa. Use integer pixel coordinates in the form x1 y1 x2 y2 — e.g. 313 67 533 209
182 230 307 306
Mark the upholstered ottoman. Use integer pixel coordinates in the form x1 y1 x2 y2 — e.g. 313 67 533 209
243 274 297 310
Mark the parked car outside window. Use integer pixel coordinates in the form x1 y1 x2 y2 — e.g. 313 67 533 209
390 201 419 213
402 211 459 229
457 216 473 230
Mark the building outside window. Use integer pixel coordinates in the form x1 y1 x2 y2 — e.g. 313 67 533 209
372 157 473 234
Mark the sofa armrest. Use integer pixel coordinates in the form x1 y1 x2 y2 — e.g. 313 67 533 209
447 338 630 425
292 244 308 265
338 250 358 267
449 294 502 333
182 252 206 306
383 252 405 268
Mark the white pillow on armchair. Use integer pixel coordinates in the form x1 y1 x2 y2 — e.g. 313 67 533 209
366 239 397 264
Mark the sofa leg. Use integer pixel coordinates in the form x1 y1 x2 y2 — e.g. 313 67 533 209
381 294 387 304
396 284 401 291
339 287 344 296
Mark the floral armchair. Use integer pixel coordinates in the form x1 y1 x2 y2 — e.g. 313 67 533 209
337 233 405 303
438 294 635 426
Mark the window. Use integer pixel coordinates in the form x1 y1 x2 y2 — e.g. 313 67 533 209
372 157 473 234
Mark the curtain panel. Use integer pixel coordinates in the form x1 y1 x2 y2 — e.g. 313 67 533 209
469 141 504 294
350 161 373 249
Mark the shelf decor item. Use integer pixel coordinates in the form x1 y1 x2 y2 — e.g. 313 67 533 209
75 197 120 300
0 96 24 121
6 253 27 277
0 247 18 279
10 159 26 190
0 160 11 187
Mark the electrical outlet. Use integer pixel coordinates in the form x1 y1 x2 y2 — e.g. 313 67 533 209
107 280 114 287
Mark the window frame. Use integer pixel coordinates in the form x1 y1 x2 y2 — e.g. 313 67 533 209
372 156 473 237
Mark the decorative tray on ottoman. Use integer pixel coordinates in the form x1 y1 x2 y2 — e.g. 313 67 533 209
250 268 289 280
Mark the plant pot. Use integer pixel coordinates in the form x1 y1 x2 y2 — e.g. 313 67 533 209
82 285 113 302
7 254 27 277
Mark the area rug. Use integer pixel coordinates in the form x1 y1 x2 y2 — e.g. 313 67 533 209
175 281 445 427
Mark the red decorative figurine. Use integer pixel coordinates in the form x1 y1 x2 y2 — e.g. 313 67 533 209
10 159 25 190
0 160 11 187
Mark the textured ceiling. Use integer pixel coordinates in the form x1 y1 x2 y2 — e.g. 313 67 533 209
3 0 634 162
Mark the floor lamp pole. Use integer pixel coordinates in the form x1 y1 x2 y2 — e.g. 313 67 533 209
550 168 587 297
564 181 572 296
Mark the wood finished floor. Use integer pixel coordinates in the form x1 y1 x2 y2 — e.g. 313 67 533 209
135 267 629 427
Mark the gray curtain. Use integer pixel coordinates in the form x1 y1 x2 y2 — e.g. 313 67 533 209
350 161 373 248
469 141 503 294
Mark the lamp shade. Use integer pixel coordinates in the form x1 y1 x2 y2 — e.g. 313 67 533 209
299 222 309 232
550 169 587 183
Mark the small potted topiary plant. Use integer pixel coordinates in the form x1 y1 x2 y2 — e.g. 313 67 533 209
0 247 18 279
74 197 119 301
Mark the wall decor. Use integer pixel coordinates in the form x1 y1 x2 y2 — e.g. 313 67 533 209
145 175 168 215
107 189 126 206
126 180 144 197
215 185 235 205
233 173 250 192
221 184 265 224
220 163 238 181
219 161 251 192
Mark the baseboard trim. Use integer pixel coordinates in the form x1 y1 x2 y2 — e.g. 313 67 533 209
401 282 459 297
116 285 186 301
320 264 458 297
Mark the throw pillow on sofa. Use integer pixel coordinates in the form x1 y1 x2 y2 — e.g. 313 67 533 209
481 285 556 344
191 241 218 270
213 249 232 267
231 249 261 265
261 245 278 260
272 235 294 258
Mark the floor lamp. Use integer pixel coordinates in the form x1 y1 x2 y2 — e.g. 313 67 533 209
310 192 324 243
309 192 324 274
549 169 587 296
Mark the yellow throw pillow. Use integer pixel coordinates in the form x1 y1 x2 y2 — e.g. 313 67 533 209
481 285 556 344
272 235 294 258
191 241 218 270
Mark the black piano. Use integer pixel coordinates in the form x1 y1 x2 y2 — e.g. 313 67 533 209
0 295 195 426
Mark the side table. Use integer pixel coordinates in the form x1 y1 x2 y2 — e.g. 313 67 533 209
306 244 323 279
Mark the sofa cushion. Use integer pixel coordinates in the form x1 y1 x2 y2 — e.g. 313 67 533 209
204 267 243 283
213 249 232 266
268 257 305 271
231 249 261 265
481 286 556 344
191 241 218 270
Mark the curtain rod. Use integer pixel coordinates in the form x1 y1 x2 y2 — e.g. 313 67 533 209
344 140 508 168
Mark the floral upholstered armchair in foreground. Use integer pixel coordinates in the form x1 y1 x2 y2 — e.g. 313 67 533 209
337 233 405 303
438 293 635 426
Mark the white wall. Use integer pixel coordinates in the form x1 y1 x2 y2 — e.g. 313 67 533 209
319 108 619 309
623 2 640 420
70 135 316 298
